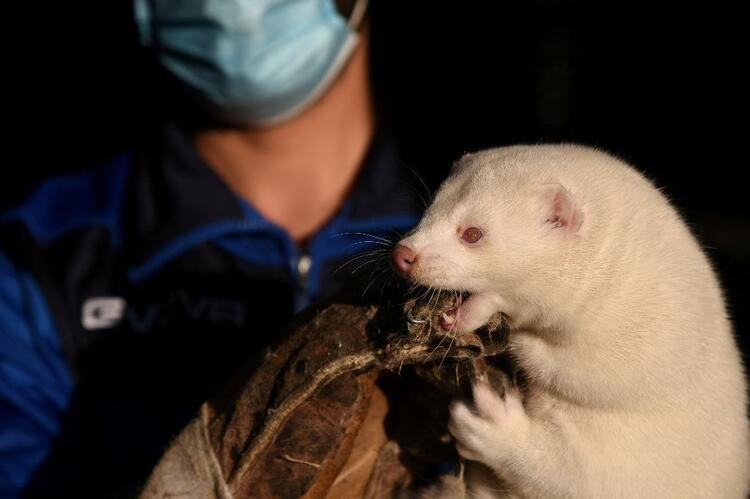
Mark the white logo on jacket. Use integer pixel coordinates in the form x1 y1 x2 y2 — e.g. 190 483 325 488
81 297 126 330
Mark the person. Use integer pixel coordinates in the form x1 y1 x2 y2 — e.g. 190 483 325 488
0 0 421 496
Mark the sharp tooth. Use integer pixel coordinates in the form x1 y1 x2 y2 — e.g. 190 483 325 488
441 312 455 324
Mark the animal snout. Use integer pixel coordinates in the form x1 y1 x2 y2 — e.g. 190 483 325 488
392 244 417 276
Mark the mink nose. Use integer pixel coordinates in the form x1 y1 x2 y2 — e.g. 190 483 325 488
392 244 417 276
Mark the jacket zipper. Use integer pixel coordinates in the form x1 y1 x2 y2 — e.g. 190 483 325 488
293 253 312 312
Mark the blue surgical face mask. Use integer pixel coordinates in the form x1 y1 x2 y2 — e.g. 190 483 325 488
135 0 368 126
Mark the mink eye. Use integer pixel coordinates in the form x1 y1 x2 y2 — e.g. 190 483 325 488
460 227 483 244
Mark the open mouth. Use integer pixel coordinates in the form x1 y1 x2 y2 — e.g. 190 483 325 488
404 286 507 344
439 291 469 330
402 287 470 331
403 284 476 337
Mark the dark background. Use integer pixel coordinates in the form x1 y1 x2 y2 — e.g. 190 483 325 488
5 1 748 361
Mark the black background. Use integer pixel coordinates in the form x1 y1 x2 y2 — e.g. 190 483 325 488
5 1 748 362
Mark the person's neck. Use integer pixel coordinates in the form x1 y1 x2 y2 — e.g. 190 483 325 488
194 39 374 244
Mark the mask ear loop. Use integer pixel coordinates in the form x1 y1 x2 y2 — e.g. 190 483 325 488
347 0 370 29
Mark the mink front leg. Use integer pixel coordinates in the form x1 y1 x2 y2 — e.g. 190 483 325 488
449 381 590 499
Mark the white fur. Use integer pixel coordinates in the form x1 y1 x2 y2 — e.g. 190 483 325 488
399 145 749 498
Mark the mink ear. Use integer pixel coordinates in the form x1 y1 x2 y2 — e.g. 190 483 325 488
539 183 583 232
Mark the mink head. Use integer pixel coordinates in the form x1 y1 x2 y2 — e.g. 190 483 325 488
393 147 585 299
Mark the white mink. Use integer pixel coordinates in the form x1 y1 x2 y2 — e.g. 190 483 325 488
393 145 749 498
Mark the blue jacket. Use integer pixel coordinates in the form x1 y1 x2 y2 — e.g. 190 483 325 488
0 123 420 497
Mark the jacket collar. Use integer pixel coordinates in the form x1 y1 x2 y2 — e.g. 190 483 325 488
125 122 421 280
